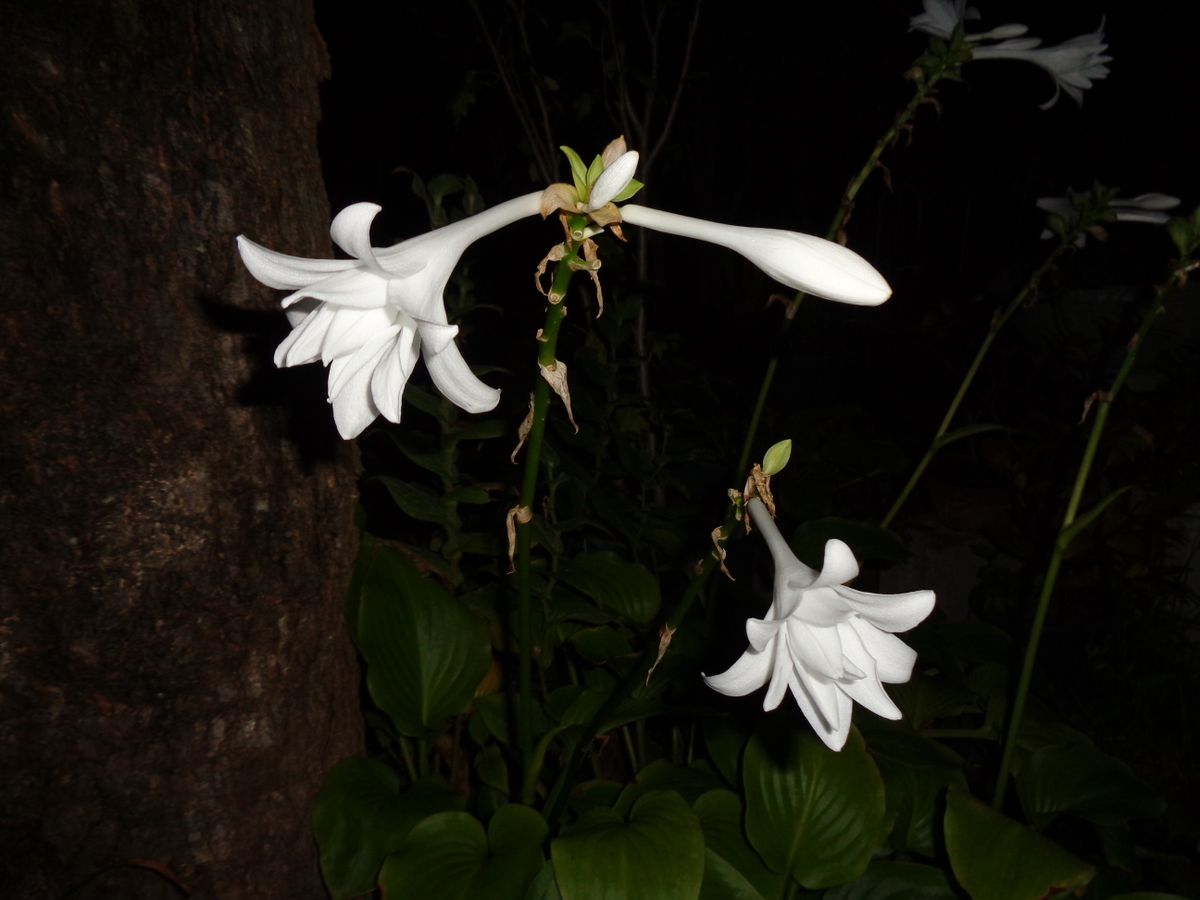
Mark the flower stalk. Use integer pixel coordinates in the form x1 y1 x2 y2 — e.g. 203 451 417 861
991 253 1195 809
515 218 585 800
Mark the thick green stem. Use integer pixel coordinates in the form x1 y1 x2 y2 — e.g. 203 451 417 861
735 65 947 479
516 228 583 801
881 244 1067 528
991 285 1172 809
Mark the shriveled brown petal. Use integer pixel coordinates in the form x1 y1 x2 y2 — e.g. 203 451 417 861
539 183 580 219
539 359 578 433
601 135 628 168
587 202 623 228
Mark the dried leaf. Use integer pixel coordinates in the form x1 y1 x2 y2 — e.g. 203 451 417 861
645 623 676 686
539 183 579 218
511 394 535 463
540 359 578 433
505 504 533 572
588 202 623 228
534 242 567 296
601 135 628 168
711 526 733 580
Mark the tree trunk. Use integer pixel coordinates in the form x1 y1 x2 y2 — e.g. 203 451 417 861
0 2 362 897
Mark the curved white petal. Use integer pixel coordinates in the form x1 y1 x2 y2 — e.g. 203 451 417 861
320 307 396 365
816 539 860 586
275 304 336 367
414 321 460 356
371 327 420 424
236 235 355 290
422 341 501 414
746 617 780 653
847 617 918 683
284 297 319 328
588 150 639 210
1121 193 1180 211
281 268 389 310
329 338 393 439
329 202 383 268
762 642 793 711
703 648 770 697
792 585 852 626
619 205 892 306
837 624 903 720
328 327 400 400
834 586 936 633
786 619 844 679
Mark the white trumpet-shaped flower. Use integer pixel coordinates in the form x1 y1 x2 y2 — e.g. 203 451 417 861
704 499 935 751
620 205 892 305
1036 191 1180 245
237 192 542 438
909 1 1110 108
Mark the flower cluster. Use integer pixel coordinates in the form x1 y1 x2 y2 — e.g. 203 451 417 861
237 143 891 438
704 499 935 750
910 0 1110 108
1037 191 1180 246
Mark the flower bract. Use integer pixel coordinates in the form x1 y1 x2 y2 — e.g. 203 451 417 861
704 499 935 750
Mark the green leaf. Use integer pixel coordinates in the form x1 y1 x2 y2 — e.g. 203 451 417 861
944 784 1094 900
869 730 966 857
823 861 957 900
743 728 888 889
704 718 750 789
391 441 452 481
552 789 705 900
379 805 548 900
585 153 605 188
446 485 492 505
761 439 793 476
694 790 785 900
356 546 491 736
1108 894 1195 900
631 760 726 805
452 417 508 441
525 860 565 900
1015 741 1165 828
611 177 644 203
932 423 1008 451
370 476 447 524
1058 484 1131 551
312 761 461 900
557 553 660 625
569 625 633 663
560 145 589 196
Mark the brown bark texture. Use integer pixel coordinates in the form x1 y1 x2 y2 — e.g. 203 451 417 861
0 1 363 897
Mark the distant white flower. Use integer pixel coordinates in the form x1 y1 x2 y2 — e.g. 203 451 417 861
909 1 1110 108
1037 192 1180 244
704 499 935 751
620 205 892 306
237 192 542 439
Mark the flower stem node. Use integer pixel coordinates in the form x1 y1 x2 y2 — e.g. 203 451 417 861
704 499 937 751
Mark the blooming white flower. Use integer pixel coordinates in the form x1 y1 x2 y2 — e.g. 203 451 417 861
704 499 935 751
620 205 892 306
1037 192 1181 244
237 192 542 438
909 1 1110 108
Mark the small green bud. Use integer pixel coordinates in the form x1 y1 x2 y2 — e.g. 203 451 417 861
762 439 793 476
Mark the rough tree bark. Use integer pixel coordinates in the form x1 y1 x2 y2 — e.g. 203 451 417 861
0 2 363 897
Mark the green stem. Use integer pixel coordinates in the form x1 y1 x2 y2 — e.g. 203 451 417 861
991 279 1174 809
735 63 947 479
516 226 584 802
881 243 1068 528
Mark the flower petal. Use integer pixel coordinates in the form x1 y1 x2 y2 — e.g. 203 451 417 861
816 538 860 586
422 341 501 414
414 321 460 356
321 307 397 364
327 327 400 400
746 617 780 653
786 619 844 679
747 499 817 584
834 587 936 633
371 326 420 424
762 641 793 711
837 623 903 720
791 585 851 626
703 648 770 698
281 267 389 310
329 202 383 267
275 303 335 367
329 339 393 439
847 617 918 683
236 236 355 290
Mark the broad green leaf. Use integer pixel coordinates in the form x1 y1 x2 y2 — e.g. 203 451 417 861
944 784 1094 900
446 485 491 505
823 861 957 899
869 730 966 857
743 728 888 889
1109 894 1194 899
694 790 785 900
932 423 1008 451
568 625 632 663
585 153 604 188
887 673 977 729
389 439 451 481
553 789 705 900
452 417 508 441
312 761 460 900
1015 741 1165 828
379 805 547 900
557 553 660 625
704 718 751 789
524 860 565 900
357 546 491 736
630 760 726 806
370 476 447 524
611 177 644 203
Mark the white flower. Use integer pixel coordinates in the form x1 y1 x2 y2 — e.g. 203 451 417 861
909 1 1110 108
620 205 892 306
704 499 935 751
588 150 639 211
971 22 1111 109
1037 192 1181 244
237 192 542 439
